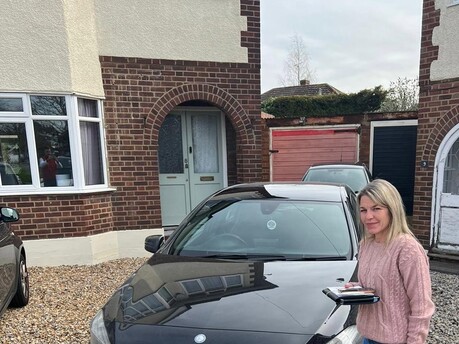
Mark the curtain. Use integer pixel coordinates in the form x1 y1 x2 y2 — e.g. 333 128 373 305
78 99 103 185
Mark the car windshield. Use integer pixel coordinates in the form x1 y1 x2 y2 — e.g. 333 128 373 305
170 198 352 259
303 168 367 193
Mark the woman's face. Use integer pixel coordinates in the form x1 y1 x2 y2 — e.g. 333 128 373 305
359 195 391 242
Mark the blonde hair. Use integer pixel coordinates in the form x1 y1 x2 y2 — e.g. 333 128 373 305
358 179 414 243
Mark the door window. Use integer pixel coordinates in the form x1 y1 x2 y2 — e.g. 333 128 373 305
159 114 184 174
443 139 459 194
192 114 219 173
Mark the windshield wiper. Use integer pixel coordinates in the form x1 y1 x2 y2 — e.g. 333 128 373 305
289 256 347 261
199 254 287 261
191 254 347 261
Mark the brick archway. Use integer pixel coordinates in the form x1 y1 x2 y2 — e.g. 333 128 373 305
144 83 255 146
421 105 459 162
143 83 261 185
413 104 459 246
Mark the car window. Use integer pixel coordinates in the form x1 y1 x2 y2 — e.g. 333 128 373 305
171 199 352 258
303 168 368 192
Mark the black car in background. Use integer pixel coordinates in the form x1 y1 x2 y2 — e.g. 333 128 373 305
0 207 29 317
302 163 372 193
91 182 364 344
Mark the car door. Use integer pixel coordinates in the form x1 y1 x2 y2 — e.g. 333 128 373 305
0 220 16 310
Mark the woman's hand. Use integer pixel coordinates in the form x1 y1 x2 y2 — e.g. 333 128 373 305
344 282 361 288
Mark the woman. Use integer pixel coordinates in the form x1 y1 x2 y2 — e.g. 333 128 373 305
346 179 435 344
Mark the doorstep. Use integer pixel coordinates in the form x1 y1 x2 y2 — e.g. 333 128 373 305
428 252 459 275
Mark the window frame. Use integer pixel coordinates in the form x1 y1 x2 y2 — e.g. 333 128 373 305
0 93 110 194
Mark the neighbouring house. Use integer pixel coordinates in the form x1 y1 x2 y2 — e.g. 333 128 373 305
261 111 419 217
413 0 459 257
261 0 459 258
0 0 261 266
261 80 343 103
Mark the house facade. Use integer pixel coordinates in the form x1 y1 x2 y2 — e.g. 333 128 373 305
414 0 459 256
0 0 261 265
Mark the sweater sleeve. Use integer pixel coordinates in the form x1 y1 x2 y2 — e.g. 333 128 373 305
398 238 435 344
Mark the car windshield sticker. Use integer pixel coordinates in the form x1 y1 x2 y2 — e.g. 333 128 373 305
267 219 277 230
194 334 206 343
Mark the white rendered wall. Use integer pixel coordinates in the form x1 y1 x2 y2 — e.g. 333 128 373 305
1 0 247 96
24 228 163 267
94 0 248 63
0 0 104 97
431 0 459 81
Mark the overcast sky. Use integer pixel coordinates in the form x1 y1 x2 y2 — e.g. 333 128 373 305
261 0 423 94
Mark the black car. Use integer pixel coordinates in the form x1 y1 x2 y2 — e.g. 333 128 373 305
90 182 364 344
302 163 372 193
0 207 29 317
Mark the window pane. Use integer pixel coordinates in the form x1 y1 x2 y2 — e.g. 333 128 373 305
0 98 23 112
192 114 218 173
0 123 31 185
443 140 459 194
34 120 72 187
31 96 67 116
78 98 98 118
80 121 104 185
159 114 184 174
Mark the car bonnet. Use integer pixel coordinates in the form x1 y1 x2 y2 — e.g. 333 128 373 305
102 254 358 339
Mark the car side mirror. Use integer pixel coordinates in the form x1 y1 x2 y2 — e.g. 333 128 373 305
0 207 20 223
144 235 164 253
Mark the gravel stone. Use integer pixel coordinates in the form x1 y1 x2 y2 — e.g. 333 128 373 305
0 258 148 344
0 258 456 343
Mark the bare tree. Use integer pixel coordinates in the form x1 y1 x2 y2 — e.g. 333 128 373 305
279 34 315 86
379 77 419 111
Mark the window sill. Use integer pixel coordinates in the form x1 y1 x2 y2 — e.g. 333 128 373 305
0 186 117 197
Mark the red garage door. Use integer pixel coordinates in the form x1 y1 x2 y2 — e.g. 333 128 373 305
270 126 359 181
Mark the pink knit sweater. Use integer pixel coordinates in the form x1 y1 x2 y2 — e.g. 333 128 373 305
356 234 435 344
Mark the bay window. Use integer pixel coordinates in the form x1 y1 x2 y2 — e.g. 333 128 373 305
0 93 107 192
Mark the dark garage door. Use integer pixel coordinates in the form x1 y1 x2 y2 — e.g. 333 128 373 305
372 124 417 215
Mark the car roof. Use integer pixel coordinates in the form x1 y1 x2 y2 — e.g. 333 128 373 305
213 182 350 203
308 163 367 170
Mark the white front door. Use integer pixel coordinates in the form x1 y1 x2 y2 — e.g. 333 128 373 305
432 125 459 253
159 109 226 226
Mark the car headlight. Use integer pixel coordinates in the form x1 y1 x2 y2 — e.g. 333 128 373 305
326 325 362 344
90 309 111 344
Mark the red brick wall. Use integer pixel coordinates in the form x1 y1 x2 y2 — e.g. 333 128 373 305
0 0 261 240
4 193 115 240
101 0 261 232
413 0 459 247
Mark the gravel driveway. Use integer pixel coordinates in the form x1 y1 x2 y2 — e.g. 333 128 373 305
0 258 456 343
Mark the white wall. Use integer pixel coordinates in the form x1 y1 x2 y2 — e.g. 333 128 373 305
94 0 247 63
24 228 163 267
431 1 459 81
0 0 104 97
1 0 247 96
